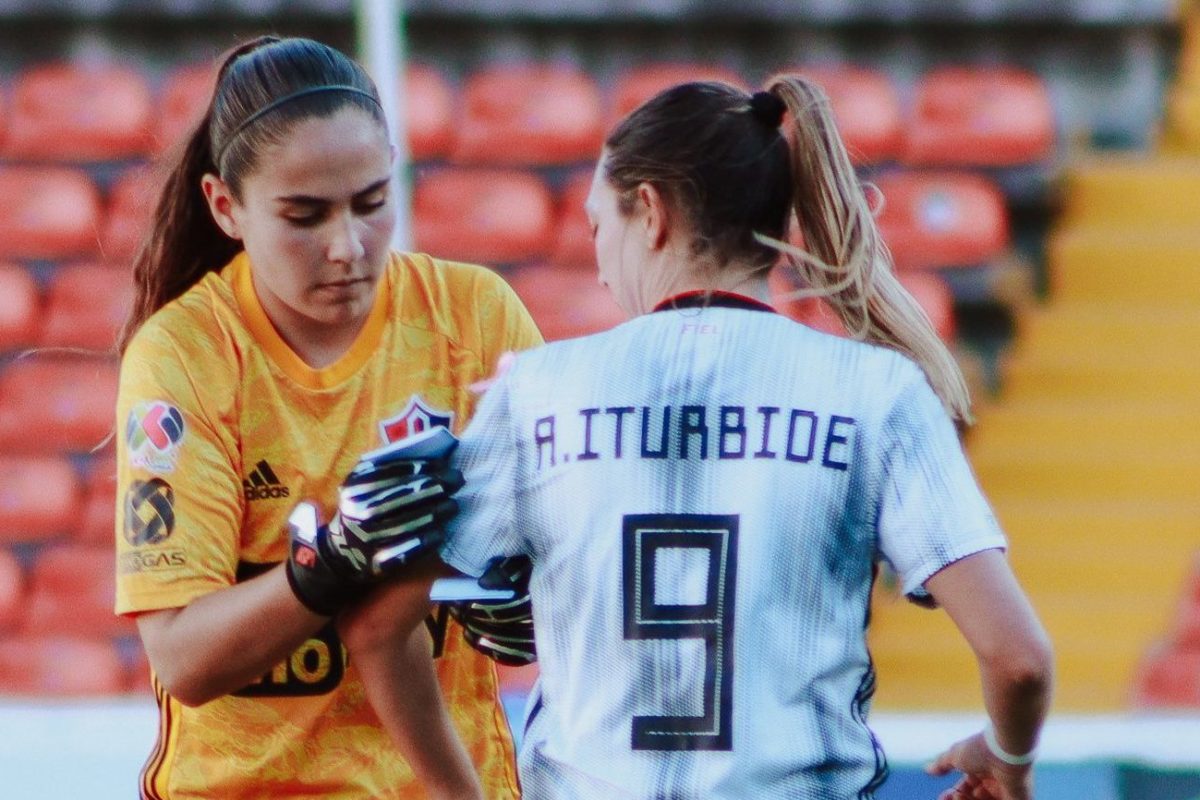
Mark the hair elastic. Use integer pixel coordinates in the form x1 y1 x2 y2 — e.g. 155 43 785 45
983 724 1037 766
216 85 383 165
749 90 786 128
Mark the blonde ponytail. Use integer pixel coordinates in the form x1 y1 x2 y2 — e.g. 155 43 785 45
765 75 973 425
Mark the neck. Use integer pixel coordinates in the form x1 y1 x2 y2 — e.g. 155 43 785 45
655 262 770 308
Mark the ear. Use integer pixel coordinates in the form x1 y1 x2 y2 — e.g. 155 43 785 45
635 182 669 251
201 173 243 241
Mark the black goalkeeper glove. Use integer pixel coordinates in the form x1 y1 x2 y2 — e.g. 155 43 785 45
286 455 463 616
448 555 537 666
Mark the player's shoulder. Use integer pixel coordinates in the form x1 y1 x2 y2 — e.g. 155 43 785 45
125 267 237 364
390 251 512 299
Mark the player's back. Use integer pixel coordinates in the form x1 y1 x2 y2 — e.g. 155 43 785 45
449 299 954 799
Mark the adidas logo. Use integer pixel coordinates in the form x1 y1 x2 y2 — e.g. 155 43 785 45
243 460 292 502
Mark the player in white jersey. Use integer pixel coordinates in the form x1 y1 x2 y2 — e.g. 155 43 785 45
345 76 1053 800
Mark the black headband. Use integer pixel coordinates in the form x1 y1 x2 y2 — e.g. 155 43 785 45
749 90 786 129
215 85 383 166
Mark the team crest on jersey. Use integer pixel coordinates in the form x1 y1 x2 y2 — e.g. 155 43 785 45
379 396 454 443
126 401 185 474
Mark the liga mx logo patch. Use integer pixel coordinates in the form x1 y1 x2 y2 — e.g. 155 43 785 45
126 400 185 474
379 396 454 443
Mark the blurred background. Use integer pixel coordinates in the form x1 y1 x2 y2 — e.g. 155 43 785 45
0 0 1198 797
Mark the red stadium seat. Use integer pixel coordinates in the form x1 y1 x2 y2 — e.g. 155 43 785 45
4 63 153 161
413 169 555 265
505 264 627 341
0 357 119 454
453 65 603 166
551 169 598 270
873 171 1009 270
0 167 103 260
610 63 747 126
0 264 42 351
904 67 1055 167
0 548 23 631
796 66 904 165
102 167 164 263
0 635 127 696
77 458 117 546
0 455 82 542
22 544 135 638
403 65 456 160
1132 647 1200 708
40 263 134 350
769 267 955 342
155 63 216 154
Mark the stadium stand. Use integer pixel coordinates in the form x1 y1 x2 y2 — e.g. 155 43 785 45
101 167 161 264
39 262 133 350
0 358 119 455
549 168 595 269
797 66 905 166
0 263 41 350
608 62 748 126
0 455 82 543
505 262 627 341
0 167 102 260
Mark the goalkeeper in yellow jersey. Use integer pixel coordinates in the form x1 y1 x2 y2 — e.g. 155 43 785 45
115 36 540 799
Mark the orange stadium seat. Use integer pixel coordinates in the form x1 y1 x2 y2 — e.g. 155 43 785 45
40 263 134 350
904 67 1056 167
873 171 1009 270
77 459 117 546
551 169 598 269
453 64 604 166
403 65 456 160
0 264 42 351
0 455 82 542
796 66 904 165
0 548 23 632
505 264 627 341
4 63 153 162
0 167 103 260
155 62 216 154
0 358 119 454
22 544 135 638
102 166 163 263
0 635 126 696
413 168 555 264
610 63 747 125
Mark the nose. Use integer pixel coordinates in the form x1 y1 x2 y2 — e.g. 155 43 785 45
327 211 366 265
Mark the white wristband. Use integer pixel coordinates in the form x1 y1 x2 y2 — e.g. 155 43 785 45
983 724 1037 766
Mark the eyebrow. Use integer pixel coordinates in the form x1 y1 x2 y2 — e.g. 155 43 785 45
275 177 391 205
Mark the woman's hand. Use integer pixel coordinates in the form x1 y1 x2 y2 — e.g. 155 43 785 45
926 731 1034 800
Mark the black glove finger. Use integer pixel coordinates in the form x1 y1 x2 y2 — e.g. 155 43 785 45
478 554 532 591
462 627 537 667
449 594 533 626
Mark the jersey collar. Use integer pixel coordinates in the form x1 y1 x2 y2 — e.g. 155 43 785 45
652 289 777 314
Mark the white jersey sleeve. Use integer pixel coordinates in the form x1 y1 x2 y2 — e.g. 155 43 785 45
440 371 525 577
875 370 1007 604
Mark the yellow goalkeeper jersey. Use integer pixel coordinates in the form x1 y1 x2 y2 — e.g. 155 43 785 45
115 250 541 799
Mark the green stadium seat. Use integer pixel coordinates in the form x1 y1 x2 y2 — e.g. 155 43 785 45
4 63 153 162
413 168 555 265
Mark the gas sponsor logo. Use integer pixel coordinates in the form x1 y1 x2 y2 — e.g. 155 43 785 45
119 549 187 574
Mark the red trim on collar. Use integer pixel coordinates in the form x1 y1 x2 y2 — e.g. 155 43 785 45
652 289 777 314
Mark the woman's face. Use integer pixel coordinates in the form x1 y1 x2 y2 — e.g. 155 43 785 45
207 106 395 337
586 153 650 316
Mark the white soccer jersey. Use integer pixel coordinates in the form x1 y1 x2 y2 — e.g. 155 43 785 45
442 294 1006 800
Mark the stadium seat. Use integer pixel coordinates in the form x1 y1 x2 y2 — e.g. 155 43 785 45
155 62 216 154
4 63 154 162
873 171 1009 270
0 548 23 632
904 67 1056 167
0 264 42 352
796 66 904 165
768 267 956 341
0 167 103 260
0 358 120 454
453 64 604 166
413 169 555 265
102 167 163 263
21 544 135 638
77 459 117 546
505 264 626 341
550 169 598 270
39 263 134 350
404 65 456 160
1132 647 1200 708
0 455 82 542
0 635 126 696
609 63 747 125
